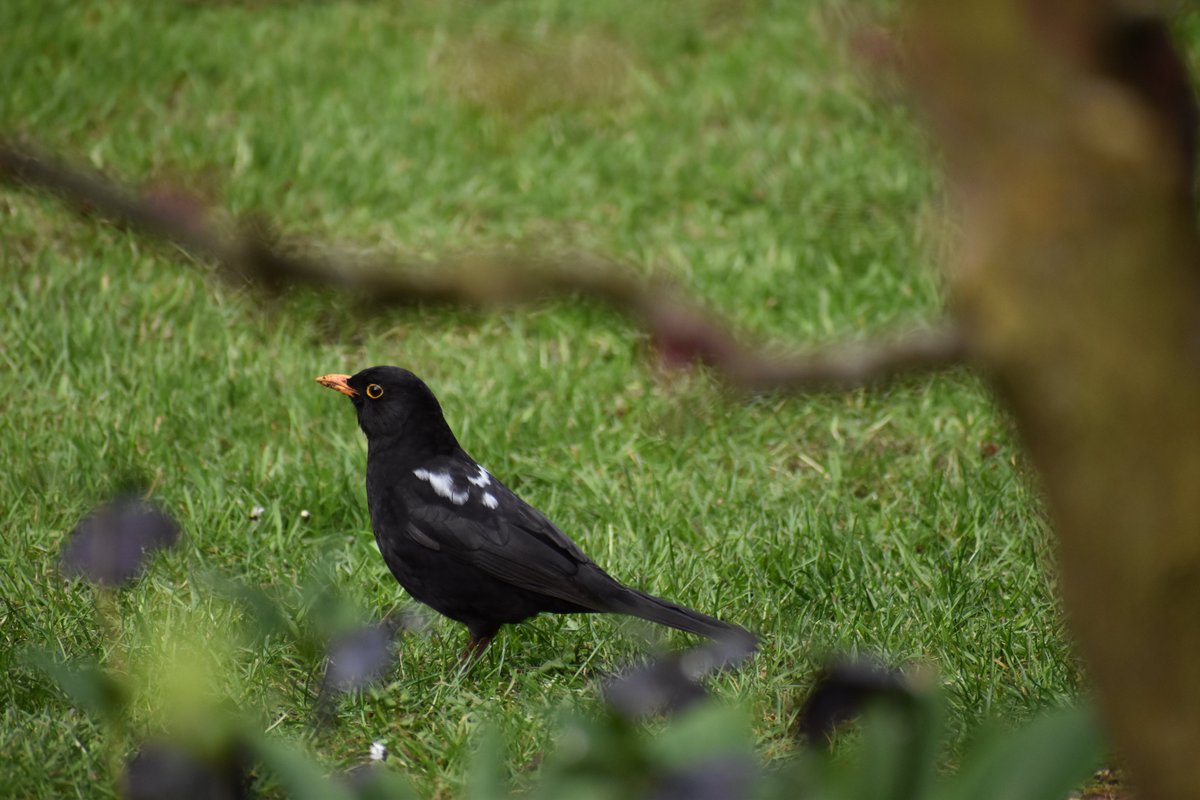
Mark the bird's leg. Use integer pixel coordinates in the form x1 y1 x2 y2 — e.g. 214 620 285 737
458 634 493 662
458 624 498 662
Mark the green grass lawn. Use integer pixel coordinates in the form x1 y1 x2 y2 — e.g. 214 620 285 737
7 0 1191 796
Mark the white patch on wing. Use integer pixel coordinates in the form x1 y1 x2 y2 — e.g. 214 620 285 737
482 492 499 509
467 465 491 487
413 468 468 505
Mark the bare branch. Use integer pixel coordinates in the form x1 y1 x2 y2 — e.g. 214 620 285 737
0 141 964 393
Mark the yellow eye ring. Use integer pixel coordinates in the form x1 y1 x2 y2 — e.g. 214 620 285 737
366 383 384 399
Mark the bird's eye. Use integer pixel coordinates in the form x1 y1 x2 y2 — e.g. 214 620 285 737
366 384 384 399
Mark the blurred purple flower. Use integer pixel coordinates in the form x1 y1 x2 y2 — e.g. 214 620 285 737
323 623 397 693
603 633 757 719
795 656 914 747
651 756 757 800
61 497 181 587
315 616 419 725
122 740 253 800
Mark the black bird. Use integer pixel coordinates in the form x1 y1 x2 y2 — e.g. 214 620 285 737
317 366 754 658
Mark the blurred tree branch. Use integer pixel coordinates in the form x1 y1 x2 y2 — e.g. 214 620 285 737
0 143 964 394
908 0 1199 797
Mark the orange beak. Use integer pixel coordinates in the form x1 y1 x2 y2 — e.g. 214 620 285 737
316 374 358 397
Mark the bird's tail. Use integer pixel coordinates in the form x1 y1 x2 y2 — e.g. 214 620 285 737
609 586 758 647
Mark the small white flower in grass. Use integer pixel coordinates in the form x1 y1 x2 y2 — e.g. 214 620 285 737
300 509 311 521
249 505 265 520
370 740 388 762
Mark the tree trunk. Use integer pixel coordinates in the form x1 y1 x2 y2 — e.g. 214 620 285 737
910 2 1200 796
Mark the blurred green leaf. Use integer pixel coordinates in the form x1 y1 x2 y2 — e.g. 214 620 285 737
645 702 753 767
28 651 128 720
206 573 293 646
342 763 420 800
248 733 357 800
850 685 942 800
935 705 1103 800
467 724 509 800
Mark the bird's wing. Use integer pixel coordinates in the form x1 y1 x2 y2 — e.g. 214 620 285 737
405 479 612 610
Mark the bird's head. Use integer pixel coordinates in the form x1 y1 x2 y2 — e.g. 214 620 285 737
316 366 457 451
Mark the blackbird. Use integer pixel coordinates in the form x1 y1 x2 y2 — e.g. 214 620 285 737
317 366 755 658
